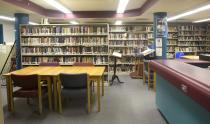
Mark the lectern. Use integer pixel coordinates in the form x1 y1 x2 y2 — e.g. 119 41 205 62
110 51 124 85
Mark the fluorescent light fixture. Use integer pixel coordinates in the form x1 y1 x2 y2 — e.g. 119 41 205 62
70 21 79 25
44 0 71 14
117 0 129 14
194 18 210 23
0 16 15 21
167 4 210 21
115 20 122 25
29 21 38 25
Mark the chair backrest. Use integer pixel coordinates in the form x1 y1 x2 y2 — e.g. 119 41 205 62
73 62 94 66
59 73 88 89
39 62 60 66
11 74 38 90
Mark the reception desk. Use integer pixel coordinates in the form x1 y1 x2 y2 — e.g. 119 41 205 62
150 59 210 124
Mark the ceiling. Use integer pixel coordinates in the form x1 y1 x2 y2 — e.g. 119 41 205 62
0 0 210 23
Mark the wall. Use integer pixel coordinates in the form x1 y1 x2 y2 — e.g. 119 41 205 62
0 20 15 43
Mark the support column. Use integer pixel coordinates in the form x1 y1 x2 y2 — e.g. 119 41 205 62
0 24 3 44
15 13 29 69
153 12 168 59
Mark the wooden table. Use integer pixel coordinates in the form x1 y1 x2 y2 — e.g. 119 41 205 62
181 55 199 60
3 66 105 113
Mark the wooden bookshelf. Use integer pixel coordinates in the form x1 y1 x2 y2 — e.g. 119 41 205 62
20 24 109 82
167 24 210 58
167 25 178 58
177 24 209 55
109 24 153 73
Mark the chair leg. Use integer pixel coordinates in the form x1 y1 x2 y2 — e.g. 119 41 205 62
87 79 91 113
47 77 52 111
38 77 43 114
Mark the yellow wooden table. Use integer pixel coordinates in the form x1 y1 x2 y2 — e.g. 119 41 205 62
3 66 105 113
181 55 199 60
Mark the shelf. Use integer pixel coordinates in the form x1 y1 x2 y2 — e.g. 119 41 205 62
21 33 108 37
22 63 109 66
109 45 141 48
21 44 109 47
109 38 148 41
22 54 109 56
109 63 135 65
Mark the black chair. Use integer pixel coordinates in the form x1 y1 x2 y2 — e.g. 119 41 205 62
57 73 92 113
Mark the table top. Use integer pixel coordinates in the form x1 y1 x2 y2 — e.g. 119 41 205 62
181 55 199 60
3 66 105 76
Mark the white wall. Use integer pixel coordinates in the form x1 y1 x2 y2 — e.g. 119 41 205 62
0 20 15 43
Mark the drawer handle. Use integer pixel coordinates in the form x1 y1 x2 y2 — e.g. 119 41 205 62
181 84 187 93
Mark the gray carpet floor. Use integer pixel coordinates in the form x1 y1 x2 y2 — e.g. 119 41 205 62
2 75 166 124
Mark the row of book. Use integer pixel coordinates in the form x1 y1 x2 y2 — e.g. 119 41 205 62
178 31 206 36
178 47 207 52
109 48 137 56
21 37 108 46
109 57 135 64
178 25 206 31
22 47 108 55
168 40 177 45
168 33 178 38
21 26 108 35
109 41 144 46
109 65 135 73
22 56 109 65
177 41 209 46
178 36 207 41
109 26 153 32
109 33 148 39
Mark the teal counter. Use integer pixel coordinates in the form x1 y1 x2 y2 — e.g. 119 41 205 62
150 60 210 124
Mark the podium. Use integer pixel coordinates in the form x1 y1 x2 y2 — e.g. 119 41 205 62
110 52 124 85
130 48 155 79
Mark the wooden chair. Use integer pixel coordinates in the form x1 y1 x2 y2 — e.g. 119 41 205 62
57 73 92 113
10 74 52 114
143 60 154 90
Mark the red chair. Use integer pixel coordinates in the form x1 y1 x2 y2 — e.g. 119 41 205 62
39 62 60 66
73 62 94 66
11 74 52 114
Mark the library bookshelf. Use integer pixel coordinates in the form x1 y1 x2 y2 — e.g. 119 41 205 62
167 23 210 58
109 24 153 74
20 23 110 82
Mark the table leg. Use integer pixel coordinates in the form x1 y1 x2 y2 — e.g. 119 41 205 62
87 78 91 113
97 78 101 112
47 77 52 111
6 76 12 112
102 75 104 96
53 76 58 111
153 72 156 91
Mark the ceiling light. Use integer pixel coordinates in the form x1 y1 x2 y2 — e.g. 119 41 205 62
0 16 15 21
167 4 210 21
115 20 122 25
29 21 38 25
44 0 72 14
70 21 79 25
117 0 129 14
193 18 210 23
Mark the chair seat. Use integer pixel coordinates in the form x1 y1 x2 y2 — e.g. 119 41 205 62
13 87 47 98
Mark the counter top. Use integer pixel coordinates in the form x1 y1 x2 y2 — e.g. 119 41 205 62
150 59 210 111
